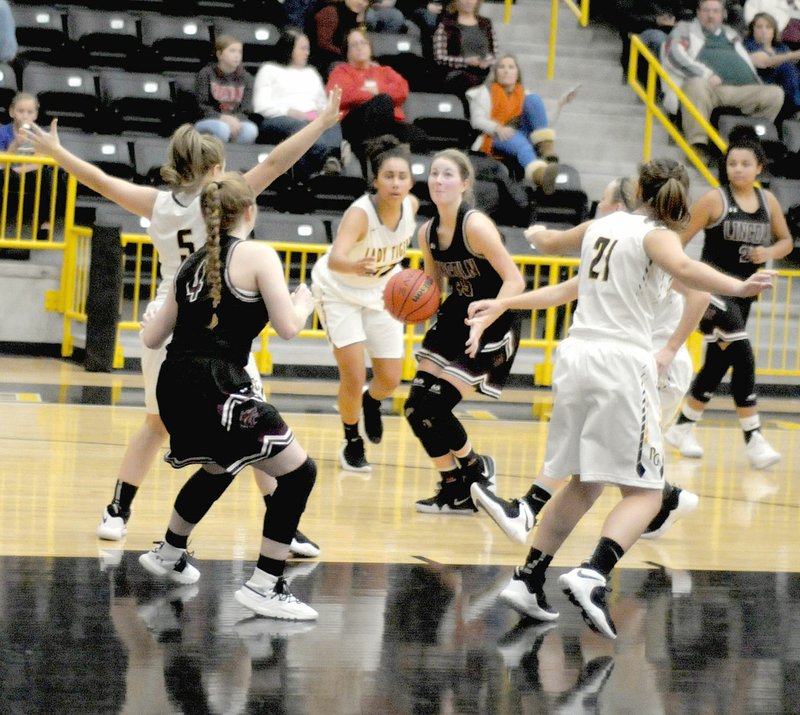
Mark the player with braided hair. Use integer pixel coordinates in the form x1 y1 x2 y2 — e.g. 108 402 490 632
138 172 319 619
24 89 341 558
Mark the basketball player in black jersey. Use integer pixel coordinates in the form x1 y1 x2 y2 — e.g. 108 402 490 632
404 149 525 514
665 127 793 469
138 173 319 620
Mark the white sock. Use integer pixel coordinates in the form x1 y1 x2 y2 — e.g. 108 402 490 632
159 542 184 560
248 568 278 589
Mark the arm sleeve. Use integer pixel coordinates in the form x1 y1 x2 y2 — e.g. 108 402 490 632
664 22 714 79
466 86 498 134
379 65 409 106
433 23 468 69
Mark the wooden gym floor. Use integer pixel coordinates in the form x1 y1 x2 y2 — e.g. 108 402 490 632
1 355 799 714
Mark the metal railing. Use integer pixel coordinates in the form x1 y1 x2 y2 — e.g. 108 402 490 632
547 0 591 79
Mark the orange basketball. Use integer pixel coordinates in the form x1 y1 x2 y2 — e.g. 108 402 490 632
383 268 440 324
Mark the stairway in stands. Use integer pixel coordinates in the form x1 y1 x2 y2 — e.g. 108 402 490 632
482 0 702 206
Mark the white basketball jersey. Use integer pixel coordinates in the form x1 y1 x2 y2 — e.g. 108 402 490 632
651 288 684 349
569 211 672 351
328 194 416 289
149 190 207 303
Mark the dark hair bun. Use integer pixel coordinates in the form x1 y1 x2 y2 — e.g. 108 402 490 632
364 134 402 161
727 125 761 146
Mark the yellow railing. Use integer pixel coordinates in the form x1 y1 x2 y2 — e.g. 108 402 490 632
547 0 591 79
0 153 62 247
627 34 725 186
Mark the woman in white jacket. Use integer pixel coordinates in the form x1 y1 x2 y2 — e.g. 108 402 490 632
465 54 573 193
254 27 345 176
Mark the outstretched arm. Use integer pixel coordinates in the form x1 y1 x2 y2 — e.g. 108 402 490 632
243 86 342 195
526 220 592 255
24 119 159 219
464 276 579 358
653 282 710 376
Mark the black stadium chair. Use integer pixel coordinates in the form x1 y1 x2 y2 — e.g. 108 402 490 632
139 15 214 73
255 210 328 285
10 5 72 65
132 135 171 185
59 133 134 203
22 63 103 133
210 19 281 75
0 63 19 124
533 163 588 226
99 70 179 137
66 8 143 70
402 92 475 150
223 144 300 211
368 33 437 92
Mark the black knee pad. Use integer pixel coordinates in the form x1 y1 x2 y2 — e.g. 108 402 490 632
262 457 317 545
727 340 757 407
689 342 732 404
404 371 436 434
405 375 467 458
174 467 235 525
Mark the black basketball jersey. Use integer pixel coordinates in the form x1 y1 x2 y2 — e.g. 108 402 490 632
168 235 269 367
425 202 504 301
701 185 771 280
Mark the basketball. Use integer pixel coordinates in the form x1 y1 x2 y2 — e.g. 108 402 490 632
383 268 440 324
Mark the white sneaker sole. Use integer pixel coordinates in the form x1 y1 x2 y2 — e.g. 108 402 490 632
499 581 559 621
640 490 699 540
470 484 532 545
138 552 200 585
96 522 126 541
234 586 318 621
558 572 616 640
748 451 781 470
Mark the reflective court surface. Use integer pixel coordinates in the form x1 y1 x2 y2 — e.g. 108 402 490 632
1 357 799 714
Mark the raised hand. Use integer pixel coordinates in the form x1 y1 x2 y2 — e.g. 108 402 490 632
22 118 59 156
320 86 343 128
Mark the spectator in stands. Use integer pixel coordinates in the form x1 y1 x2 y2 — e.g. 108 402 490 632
0 93 38 155
0 0 17 63
432 0 497 97
310 0 411 76
327 28 428 164
661 0 784 162
254 28 345 176
194 35 259 145
614 0 694 73
744 12 800 115
397 0 443 41
466 54 575 193
744 0 800 46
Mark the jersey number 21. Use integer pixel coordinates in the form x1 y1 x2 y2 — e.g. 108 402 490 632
588 236 618 282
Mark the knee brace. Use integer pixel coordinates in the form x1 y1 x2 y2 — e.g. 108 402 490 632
404 375 467 458
174 467 235 525
689 342 733 404
262 457 317 545
727 340 757 407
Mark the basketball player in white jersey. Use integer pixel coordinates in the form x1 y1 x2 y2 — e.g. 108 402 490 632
25 89 341 558
311 135 419 473
467 176 706 547
461 159 773 639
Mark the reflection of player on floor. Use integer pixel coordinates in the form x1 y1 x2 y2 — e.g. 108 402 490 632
469 176 704 548
24 92 342 558
664 127 792 469
462 159 774 638
311 135 419 473
404 149 525 514
138 173 319 620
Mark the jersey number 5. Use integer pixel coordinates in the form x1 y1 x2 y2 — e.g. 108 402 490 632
177 229 196 261
588 236 618 282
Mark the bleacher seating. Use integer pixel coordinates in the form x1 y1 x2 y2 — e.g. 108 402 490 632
59 133 134 202
210 19 280 75
99 70 179 137
532 164 588 225
0 63 18 124
139 15 214 73
402 92 474 150
131 135 170 185
66 8 143 70
22 63 103 133
10 5 71 65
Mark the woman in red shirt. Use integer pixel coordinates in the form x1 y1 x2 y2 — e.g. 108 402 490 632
327 29 428 165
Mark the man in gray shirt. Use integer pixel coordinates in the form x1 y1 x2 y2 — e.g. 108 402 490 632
661 0 783 158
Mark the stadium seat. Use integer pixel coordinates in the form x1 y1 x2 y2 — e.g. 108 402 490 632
368 33 423 59
0 63 18 125
254 211 328 244
210 19 280 75
139 15 214 73
222 144 300 211
99 70 179 137
402 92 474 150
66 8 143 70
781 119 800 154
10 5 71 64
59 134 134 202
768 177 800 214
132 136 170 185
496 225 532 257
407 152 435 216
163 71 202 124
307 154 366 214
94 202 150 234
716 114 785 165
21 63 103 133
532 164 588 226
